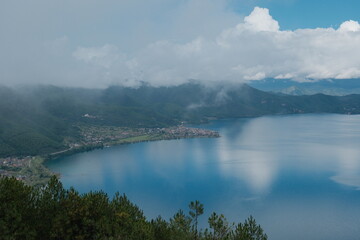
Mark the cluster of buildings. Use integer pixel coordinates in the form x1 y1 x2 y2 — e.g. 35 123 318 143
0 156 30 179
78 125 219 146
161 126 220 138
0 156 30 169
79 127 146 145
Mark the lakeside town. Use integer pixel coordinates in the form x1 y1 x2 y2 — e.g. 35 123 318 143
0 156 30 178
0 125 220 185
0 155 54 186
77 125 220 146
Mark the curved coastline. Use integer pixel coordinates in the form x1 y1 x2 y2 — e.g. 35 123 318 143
0 126 220 186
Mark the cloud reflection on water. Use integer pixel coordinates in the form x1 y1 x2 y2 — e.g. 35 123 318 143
46 114 360 240
214 114 360 193
332 147 360 190
216 118 278 195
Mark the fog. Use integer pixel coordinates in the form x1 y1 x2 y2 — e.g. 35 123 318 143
1 0 360 88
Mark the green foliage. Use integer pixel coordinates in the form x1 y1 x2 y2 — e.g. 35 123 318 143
189 200 205 240
151 216 172 240
52 188 113 240
233 216 268 240
111 193 152 239
169 209 192 240
0 177 37 239
35 176 66 239
205 212 233 240
1 83 360 158
0 176 268 240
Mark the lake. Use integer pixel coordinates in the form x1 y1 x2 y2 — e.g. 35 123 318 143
46 114 360 240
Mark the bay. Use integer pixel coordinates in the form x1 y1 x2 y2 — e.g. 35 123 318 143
46 114 360 240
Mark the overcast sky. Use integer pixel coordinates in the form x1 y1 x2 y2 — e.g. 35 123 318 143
1 0 360 88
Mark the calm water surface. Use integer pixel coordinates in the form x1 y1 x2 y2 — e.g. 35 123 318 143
46 114 360 240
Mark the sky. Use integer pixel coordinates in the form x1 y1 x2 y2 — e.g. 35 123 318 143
1 0 360 88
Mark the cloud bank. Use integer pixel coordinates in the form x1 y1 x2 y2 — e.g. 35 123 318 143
1 2 360 88
73 7 360 87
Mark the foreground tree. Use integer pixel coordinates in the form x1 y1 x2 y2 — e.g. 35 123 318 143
169 209 192 240
35 176 66 239
0 176 267 240
233 216 268 240
151 216 172 240
189 200 204 240
0 177 37 240
205 212 233 240
111 193 153 239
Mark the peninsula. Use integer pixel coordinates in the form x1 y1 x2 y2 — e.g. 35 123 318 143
0 125 219 186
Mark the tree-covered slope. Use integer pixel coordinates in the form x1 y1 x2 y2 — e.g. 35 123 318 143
0 87 71 157
1 83 360 157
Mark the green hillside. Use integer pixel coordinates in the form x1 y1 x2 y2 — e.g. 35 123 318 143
1 83 360 157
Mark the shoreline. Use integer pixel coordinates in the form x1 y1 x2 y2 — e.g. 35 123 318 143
0 125 220 186
47 125 220 159
3 113 359 186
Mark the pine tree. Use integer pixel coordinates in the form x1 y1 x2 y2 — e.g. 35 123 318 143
189 200 204 240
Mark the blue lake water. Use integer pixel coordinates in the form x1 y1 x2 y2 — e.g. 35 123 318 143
46 114 360 240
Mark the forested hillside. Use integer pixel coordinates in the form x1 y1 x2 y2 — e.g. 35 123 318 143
1 83 360 157
0 87 73 157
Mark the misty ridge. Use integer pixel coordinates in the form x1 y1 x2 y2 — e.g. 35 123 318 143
1 81 360 158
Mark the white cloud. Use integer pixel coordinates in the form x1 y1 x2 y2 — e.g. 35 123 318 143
244 72 266 81
244 7 280 32
72 7 360 87
338 20 360 32
1 1 360 88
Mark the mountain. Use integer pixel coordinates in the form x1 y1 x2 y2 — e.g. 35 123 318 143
0 86 80 157
249 78 360 96
1 83 360 157
274 86 360 96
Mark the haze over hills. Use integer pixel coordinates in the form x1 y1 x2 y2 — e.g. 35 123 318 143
249 78 360 96
1 83 360 158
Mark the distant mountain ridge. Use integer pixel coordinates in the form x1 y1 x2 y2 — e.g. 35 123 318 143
1 83 360 157
249 78 360 96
